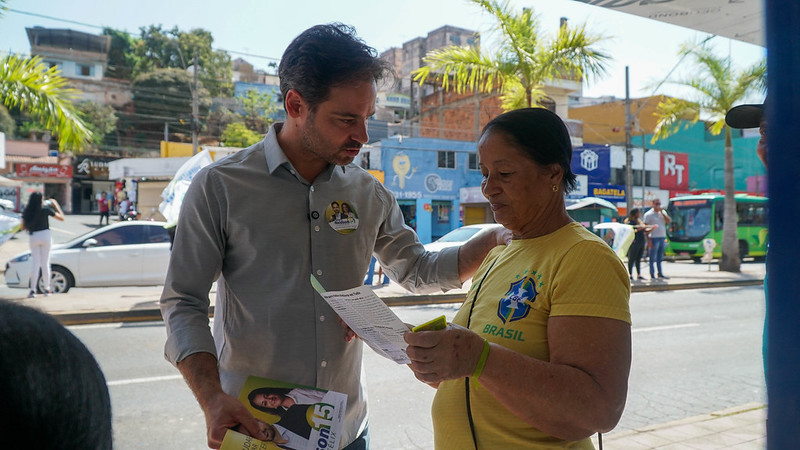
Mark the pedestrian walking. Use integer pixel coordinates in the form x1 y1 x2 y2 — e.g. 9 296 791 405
97 192 110 226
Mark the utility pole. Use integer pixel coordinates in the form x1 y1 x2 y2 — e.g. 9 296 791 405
641 134 647 206
409 75 415 138
624 66 633 214
191 51 199 155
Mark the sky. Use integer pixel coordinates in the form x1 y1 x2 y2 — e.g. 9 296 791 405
1 0 766 101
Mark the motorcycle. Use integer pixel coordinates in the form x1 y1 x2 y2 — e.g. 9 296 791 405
121 208 141 221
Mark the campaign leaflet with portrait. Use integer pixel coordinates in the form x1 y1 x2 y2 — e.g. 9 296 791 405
220 376 347 450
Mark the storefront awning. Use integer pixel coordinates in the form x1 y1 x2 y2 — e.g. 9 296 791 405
108 157 191 180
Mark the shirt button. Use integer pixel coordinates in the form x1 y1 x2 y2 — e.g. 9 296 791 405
311 211 319 219
319 315 325 322
290 169 296 175
314 226 320 232
310 186 315 192
320 360 328 368
316 269 323 276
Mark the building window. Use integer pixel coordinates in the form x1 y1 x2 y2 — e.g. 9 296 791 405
76 64 94 77
438 151 456 169
468 153 479 170
612 168 659 186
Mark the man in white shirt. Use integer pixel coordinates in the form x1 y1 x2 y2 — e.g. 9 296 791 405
643 198 671 279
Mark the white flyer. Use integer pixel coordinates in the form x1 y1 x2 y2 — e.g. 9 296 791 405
310 275 411 364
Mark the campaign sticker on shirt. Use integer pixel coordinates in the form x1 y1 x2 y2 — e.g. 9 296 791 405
326 201 359 234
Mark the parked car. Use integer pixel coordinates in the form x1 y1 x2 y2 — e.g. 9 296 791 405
4 221 172 293
0 199 14 211
423 223 503 252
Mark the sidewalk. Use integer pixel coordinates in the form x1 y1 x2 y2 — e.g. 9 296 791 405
7 257 765 322
595 403 766 449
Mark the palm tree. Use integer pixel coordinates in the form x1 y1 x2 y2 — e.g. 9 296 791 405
1 54 91 152
651 41 766 272
413 0 610 111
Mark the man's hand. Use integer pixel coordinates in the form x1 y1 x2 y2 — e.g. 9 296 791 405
204 391 268 447
177 352 266 448
338 316 359 343
457 225 510 282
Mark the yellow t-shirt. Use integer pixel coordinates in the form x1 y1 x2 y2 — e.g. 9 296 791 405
431 222 631 449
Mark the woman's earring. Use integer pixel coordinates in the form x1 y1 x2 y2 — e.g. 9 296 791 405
551 184 559 192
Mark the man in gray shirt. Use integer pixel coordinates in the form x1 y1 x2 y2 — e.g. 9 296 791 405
643 198 671 279
160 23 506 449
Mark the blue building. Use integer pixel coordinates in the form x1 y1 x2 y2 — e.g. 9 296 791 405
357 136 487 243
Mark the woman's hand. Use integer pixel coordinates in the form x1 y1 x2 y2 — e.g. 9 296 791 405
404 323 485 384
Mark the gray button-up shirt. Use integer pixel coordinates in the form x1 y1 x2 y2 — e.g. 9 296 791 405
161 124 460 446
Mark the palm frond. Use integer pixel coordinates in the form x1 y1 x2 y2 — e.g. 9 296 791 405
0 54 91 152
651 97 699 143
413 46 502 95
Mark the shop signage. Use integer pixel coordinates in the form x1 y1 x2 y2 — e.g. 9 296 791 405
17 163 72 178
660 152 689 190
571 145 610 183
74 156 115 179
589 183 627 202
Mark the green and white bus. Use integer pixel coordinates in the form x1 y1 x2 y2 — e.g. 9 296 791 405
666 193 768 261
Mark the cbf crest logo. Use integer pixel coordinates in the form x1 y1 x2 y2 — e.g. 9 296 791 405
497 276 538 324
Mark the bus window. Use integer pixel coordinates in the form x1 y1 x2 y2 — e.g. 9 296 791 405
667 199 712 241
738 202 769 227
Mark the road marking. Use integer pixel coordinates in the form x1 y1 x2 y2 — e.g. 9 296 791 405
50 225 77 236
107 374 183 386
633 323 700 333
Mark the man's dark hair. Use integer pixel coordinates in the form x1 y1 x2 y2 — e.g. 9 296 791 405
481 108 578 193
278 23 394 111
0 301 112 449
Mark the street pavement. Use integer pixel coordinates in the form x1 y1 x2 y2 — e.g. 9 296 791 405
1 217 768 449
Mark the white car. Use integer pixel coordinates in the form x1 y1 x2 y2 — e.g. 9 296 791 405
0 199 14 211
423 223 503 252
4 221 172 293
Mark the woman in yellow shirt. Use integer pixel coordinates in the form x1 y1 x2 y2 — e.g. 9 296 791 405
405 108 632 449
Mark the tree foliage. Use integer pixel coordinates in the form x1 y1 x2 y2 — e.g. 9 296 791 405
413 0 610 110
103 28 139 80
0 54 91 152
240 89 278 134
0 104 15 136
77 101 118 149
221 122 261 148
651 40 766 272
132 25 232 97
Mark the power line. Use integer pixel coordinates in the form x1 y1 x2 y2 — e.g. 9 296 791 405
6 7 281 64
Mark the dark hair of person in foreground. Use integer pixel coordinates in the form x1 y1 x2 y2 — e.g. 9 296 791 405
0 301 112 449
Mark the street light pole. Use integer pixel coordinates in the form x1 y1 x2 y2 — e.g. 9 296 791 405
624 66 633 214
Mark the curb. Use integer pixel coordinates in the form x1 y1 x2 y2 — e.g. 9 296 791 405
49 279 764 325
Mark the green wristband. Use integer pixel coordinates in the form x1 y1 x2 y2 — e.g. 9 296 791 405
471 338 490 381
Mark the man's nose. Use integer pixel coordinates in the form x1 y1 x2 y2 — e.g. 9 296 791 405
352 120 369 144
